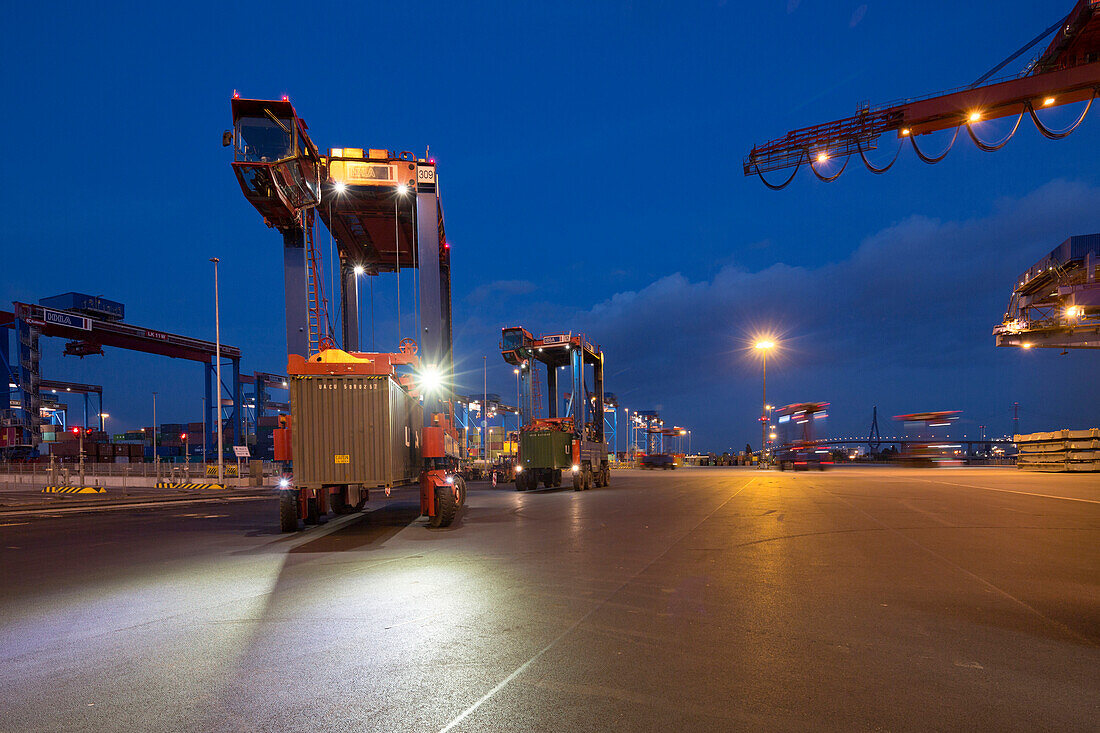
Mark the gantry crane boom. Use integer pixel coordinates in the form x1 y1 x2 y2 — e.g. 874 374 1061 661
744 1 1100 187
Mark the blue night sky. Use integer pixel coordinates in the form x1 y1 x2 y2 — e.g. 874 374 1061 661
3 1 1098 451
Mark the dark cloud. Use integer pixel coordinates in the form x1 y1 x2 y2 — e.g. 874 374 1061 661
456 180 1100 450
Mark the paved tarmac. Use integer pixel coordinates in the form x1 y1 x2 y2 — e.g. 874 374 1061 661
1 467 1097 732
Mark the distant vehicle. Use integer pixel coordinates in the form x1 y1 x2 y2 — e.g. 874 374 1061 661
773 402 833 471
641 453 677 470
893 411 964 466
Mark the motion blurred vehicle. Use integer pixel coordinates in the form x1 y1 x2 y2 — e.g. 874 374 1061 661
773 402 832 471
641 453 677 470
893 411 964 466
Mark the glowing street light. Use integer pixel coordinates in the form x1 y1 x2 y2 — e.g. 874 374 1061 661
397 183 409 196
754 339 777 467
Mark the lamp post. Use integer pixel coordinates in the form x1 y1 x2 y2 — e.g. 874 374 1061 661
152 391 158 481
181 433 189 465
210 257 224 486
100 412 109 436
755 340 776 467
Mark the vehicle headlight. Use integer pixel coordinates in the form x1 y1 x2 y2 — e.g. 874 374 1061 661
571 464 579 473
515 465 523 473
445 475 454 484
278 478 291 488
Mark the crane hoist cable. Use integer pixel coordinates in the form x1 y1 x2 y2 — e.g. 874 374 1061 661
965 109 1025 152
1027 90 1096 138
809 151 852 183
856 137 903 174
754 153 804 190
909 125 961 164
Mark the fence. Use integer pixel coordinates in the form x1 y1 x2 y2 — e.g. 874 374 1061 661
0 461 286 490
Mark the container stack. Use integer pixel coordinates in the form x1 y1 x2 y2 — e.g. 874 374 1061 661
1015 429 1100 472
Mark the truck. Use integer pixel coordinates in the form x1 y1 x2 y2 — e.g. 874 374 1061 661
772 402 833 471
501 327 610 491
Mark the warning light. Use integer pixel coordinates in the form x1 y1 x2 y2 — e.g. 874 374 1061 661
232 90 240 99
180 433 188 440
72 427 81 434
282 94 289 102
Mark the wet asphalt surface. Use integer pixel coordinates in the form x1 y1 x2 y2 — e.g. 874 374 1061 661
0 467 1097 732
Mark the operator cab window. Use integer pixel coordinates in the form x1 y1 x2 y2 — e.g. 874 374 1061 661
236 112 294 163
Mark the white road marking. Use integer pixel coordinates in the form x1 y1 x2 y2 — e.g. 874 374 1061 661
437 477 758 733
920 479 1100 505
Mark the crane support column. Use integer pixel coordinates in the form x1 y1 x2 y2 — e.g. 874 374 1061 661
416 178 450 421
341 261 360 352
283 228 310 359
547 366 558 418
594 351 605 443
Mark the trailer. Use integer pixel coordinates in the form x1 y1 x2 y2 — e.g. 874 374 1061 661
501 327 610 491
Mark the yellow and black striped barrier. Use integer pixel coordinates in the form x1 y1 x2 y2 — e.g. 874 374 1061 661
155 482 227 490
42 487 106 494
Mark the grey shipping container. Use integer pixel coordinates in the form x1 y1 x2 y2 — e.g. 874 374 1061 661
289 373 423 489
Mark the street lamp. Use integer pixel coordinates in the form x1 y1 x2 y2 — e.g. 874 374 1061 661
181 433 189 464
210 257 224 486
100 412 109 434
755 339 776 467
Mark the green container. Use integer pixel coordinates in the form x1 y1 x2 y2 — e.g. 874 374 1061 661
519 429 573 470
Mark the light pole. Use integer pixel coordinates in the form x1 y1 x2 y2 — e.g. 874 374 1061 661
482 356 488 463
181 433 189 465
210 257 224 486
755 340 775 467
100 412 109 436
152 391 158 481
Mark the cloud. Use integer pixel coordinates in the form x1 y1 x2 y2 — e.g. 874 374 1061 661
454 180 1100 451
466 279 537 304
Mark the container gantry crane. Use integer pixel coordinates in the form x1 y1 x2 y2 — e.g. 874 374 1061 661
227 94 463 530
501 327 610 490
744 1 1100 188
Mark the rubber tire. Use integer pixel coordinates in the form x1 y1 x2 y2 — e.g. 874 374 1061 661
553 470 562 487
430 484 457 528
456 477 467 506
602 467 610 487
304 496 320 525
593 467 604 488
515 477 525 491
331 488 354 515
583 467 592 491
543 471 554 489
778 461 786 471
572 471 583 491
279 489 299 532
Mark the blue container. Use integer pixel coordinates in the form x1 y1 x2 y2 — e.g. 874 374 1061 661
39 292 125 321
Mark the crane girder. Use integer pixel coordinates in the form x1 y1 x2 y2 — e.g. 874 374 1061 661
744 1 1100 179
